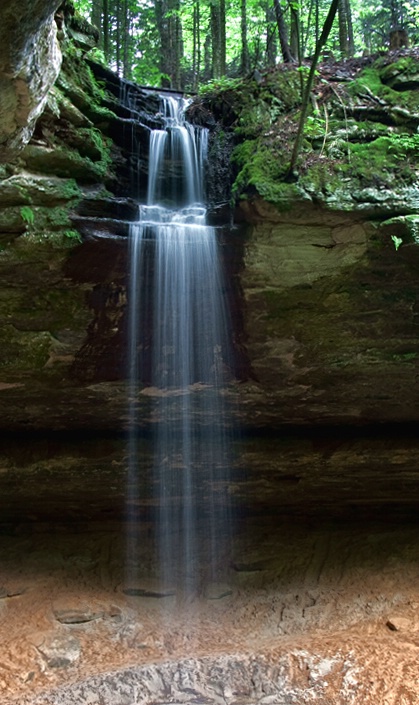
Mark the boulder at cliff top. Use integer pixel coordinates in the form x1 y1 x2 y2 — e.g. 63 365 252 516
0 0 62 156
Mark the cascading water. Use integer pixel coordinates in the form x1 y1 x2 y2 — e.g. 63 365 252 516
126 93 233 598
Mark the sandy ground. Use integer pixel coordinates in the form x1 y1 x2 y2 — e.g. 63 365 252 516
1 518 419 703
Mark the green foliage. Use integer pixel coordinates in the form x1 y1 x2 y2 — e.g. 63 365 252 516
304 112 326 139
64 229 82 242
225 47 419 205
68 0 419 90
200 76 242 95
71 0 91 17
20 206 35 227
391 235 403 250
85 47 108 66
346 133 419 187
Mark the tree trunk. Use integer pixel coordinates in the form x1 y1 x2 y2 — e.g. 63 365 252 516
273 0 293 63
155 0 182 87
210 2 221 78
220 0 226 74
302 0 314 56
204 32 211 80
291 6 303 94
345 0 354 56
192 0 198 90
210 0 226 78
265 4 277 66
315 0 319 45
122 0 130 79
290 6 300 60
240 0 249 74
116 0 121 75
91 0 102 45
172 0 183 89
196 0 201 87
287 0 340 178
154 0 166 77
338 0 348 57
103 0 109 59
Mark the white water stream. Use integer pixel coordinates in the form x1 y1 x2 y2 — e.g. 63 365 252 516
126 94 233 596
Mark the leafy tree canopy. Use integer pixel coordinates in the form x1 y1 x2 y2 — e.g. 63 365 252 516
71 0 419 91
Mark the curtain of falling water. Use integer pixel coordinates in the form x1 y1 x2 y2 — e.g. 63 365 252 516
126 93 233 598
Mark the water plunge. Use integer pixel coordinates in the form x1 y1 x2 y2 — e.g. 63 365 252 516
126 94 234 598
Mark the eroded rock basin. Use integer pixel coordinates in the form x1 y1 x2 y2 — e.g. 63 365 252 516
2 516 419 705
0 427 418 703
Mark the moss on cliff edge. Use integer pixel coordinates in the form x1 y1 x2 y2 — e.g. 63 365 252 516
205 51 419 215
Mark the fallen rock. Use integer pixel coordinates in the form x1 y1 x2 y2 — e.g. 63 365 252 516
204 582 233 600
386 616 412 632
53 607 102 624
36 633 81 668
123 580 176 598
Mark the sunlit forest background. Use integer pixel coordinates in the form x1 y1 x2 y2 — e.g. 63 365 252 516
71 0 419 91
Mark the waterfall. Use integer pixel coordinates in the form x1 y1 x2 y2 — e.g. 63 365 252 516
126 93 233 597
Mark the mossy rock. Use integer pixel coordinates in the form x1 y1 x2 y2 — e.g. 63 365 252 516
0 205 78 235
347 64 419 118
48 86 93 128
232 140 311 209
0 207 28 234
379 215 419 248
0 326 53 371
200 67 301 138
6 285 87 334
0 175 81 208
21 145 111 182
347 134 419 187
379 56 419 90
63 127 112 163
56 71 115 127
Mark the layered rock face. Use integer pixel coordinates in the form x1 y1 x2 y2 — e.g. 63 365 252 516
238 199 419 427
0 0 62 155
1 12 419 703
1 45 419 433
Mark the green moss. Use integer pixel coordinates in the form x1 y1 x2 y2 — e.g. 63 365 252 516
299 162 343 197
0 176 81 209
61 51 107 108
8 286 87 333
22 145 111 182
347 60 419 114
201 67 302 140
346 134 419 187
19 230 81 249
78 127 112 163
349 67 383 96
0 327 52 370
391 351 418 361
379 215 419 244
57 67 115 127
0 207 28 234
263 69 301 110
379 56 419 83
232 140 289 205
